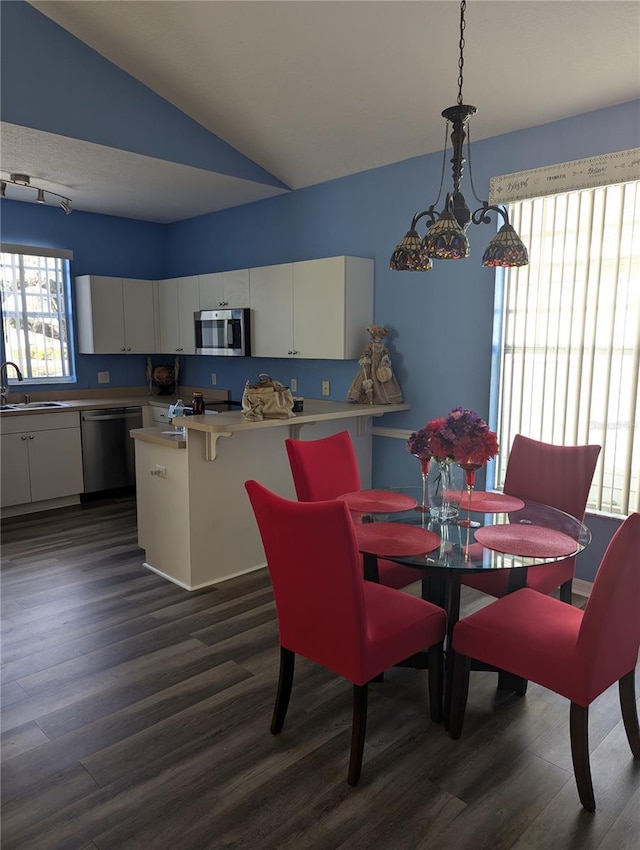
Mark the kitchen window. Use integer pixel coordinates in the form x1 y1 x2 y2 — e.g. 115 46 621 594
491 179 639 516
0 244 74 383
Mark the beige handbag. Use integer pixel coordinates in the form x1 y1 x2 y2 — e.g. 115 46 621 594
241 374 295 420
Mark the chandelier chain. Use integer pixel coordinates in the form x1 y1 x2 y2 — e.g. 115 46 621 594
457 0 466 106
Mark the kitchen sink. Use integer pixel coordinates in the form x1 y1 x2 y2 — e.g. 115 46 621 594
1 401 69 411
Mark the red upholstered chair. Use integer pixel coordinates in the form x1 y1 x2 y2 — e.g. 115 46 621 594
245 479 447 785
285 431 425 589
449 512 640 811
462 435 601 603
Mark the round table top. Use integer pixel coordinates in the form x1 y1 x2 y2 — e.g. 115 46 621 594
353 486 591 574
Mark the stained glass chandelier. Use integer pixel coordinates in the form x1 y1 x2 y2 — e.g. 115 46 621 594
390 1 528 272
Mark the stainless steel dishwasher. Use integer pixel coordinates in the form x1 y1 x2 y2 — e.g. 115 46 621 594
80 407 143 493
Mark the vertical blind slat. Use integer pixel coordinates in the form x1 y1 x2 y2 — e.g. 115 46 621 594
496 180 639 515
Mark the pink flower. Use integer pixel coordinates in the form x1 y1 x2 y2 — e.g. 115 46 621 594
407 408 498 468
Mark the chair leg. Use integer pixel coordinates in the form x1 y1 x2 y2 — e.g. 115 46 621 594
559 578 573 604
271 646 295 734
427 642 444 724
569 702 596 811
448 652 471 739
497 670 528 696
619 669 640 758
348 684 368 786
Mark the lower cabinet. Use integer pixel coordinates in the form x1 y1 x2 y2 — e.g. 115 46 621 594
150 405 171 425
0 412 84 509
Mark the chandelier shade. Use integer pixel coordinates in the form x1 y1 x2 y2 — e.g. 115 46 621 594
423 205 470 260
482 223 529 268
389 228 433 272
390 0 528 272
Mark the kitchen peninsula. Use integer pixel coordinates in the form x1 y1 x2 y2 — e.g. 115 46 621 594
131 399 409 590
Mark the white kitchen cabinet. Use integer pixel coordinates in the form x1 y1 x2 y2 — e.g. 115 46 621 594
157 276 200 354
75 275 157 354
249 256 373 359
199 269 250 309
249 263 294 358
150 404 171 425
0 412 84 509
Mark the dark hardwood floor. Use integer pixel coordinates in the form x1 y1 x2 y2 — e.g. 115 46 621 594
1 497 639 850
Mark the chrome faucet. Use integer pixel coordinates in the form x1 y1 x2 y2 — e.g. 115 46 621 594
0 361 24 405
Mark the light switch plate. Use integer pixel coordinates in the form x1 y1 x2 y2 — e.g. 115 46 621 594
321 380 330 396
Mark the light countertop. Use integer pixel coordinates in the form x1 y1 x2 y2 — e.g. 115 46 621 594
0 387 230 418
129 398 410 451
171 398 410 434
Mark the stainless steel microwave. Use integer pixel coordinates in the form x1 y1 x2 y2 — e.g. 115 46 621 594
194 308 250 356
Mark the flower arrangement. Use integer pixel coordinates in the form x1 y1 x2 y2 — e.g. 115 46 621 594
406 427 432 461
407 408 498 468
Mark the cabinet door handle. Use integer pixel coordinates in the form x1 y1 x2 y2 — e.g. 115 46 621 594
28 434 35 439
121 347 126 351
21 435 27 440
127 347 132 352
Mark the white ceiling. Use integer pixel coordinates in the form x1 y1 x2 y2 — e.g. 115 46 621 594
4 0 640 222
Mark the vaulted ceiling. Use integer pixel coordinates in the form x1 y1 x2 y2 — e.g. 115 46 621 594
2 1 639 222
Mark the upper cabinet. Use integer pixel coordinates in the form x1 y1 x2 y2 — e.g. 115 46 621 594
249 256 373 359
157 276 200 354
75 258 372 360
249 263 294 358
199 269 250 309
75 276 157 354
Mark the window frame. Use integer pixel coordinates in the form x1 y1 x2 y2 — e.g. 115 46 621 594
0 243 76 385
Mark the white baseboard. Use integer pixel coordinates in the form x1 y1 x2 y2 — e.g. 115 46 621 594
1 494 81 519
143 560 267 592
572 578 592 598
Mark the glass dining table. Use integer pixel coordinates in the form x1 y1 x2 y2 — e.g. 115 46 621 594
339 486 592 723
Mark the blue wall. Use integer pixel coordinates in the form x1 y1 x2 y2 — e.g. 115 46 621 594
0 198 165 390
0 1 285 189
1 27 637 582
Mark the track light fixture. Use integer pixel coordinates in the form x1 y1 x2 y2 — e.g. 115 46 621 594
390 0 528 271
1 173 73 215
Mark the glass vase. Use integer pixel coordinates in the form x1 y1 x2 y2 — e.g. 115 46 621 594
428 459 463 522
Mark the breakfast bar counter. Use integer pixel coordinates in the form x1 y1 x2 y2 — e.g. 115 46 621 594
130 399 409 590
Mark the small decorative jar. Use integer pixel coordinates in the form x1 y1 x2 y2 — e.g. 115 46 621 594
191 392 205 415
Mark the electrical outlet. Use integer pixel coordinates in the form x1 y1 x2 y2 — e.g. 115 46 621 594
98 371 110 384
151 465 167 478
211 373 217 386
290 378 297 392
321 380 331 396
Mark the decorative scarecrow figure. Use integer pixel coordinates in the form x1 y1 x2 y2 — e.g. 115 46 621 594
347 324 404 404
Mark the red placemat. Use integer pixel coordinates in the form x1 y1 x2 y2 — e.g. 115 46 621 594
355 523 440 557
468 491 525 513
338 490 417 513
474 524 578 558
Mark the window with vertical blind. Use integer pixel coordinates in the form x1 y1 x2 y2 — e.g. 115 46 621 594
493 180 639 516
0 244 74 383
